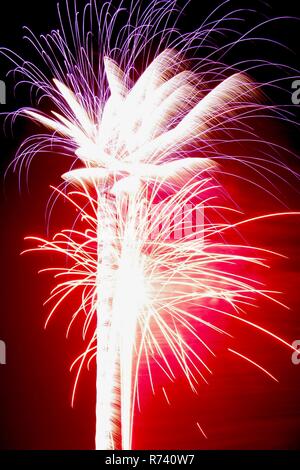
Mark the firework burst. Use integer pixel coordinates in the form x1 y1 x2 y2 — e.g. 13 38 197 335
1 0 299 450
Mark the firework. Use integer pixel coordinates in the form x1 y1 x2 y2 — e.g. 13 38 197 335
2 0 298 450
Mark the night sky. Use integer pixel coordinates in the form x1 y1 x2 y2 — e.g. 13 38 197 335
0 0 300 450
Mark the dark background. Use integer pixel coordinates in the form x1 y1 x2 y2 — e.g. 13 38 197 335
0 0 300 450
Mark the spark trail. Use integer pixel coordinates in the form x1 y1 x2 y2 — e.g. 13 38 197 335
2 0 299 450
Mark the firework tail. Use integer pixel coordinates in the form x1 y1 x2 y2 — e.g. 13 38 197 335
96 193 119 449
95 190 141 450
